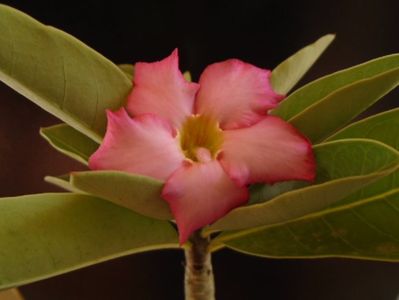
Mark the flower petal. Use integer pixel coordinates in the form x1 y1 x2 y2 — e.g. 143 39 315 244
220 116 316 186
162 160 249 244
89 108 185 181
195 59 283 130
127 49 199 128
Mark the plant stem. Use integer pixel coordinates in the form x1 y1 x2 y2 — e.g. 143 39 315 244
184 231 215 300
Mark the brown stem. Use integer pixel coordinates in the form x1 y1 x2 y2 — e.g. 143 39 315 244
184 231 215 300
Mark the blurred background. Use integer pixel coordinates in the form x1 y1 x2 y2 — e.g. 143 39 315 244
0 0 399 299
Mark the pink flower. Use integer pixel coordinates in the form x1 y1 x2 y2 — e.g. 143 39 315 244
89 49 316 244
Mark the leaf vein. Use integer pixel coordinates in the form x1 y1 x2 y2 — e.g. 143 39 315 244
351 208 399 243
320 216 361 252
284 224 314 254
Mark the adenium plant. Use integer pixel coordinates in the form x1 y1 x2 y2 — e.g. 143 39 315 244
0 4 399 300
89 49 316 245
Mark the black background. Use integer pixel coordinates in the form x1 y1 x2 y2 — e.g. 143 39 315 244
0 0 399 299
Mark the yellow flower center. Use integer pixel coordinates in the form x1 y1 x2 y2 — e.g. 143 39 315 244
179 115 223 162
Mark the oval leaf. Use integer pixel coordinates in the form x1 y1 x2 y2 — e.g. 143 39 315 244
326 108 399 205
327 107 399 145
289 67 399 142
249 108 399 205
208 139 399 232
224 108 399 256
271 34 335 94
70 171 172 220
40 124 99 165
0 5 132 142
222 189 399 261
273 54 399 121
0 193 178 290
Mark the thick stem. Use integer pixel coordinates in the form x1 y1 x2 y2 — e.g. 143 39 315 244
184 231 215 300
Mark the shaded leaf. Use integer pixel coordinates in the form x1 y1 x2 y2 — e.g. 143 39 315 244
289 67 399 142
221 189 399 261
271 34 335 94
273 54 399 121
327 107 399 145
118 64 134 80
40 124 99 165
326 108 399 205
0 5 132 142
0 193 178 289
249 107 399 205
70 171 172 220
44 174 83 193
248 181 308 205
208 139 399 232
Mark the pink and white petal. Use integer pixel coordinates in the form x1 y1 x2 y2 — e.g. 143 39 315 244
162 160 249 244
195 59 284 130
220 116 316 186
89 108 185 181
127 49 199 128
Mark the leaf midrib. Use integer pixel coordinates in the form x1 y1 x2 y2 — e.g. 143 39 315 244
212 187 399 249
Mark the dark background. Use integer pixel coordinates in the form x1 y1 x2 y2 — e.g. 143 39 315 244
1 0 399 299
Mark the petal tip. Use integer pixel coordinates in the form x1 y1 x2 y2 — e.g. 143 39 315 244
196 59 284 129
162 160 249 245
127 49 197 127
220 116 317 185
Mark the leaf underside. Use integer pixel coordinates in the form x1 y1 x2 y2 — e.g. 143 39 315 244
224 189 399 261
0 193 178 290
219 108 399 260
0 4 132 142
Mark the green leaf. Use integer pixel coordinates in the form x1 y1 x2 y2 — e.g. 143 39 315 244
221 189 399 261
248 181 307 205
70 171 172 220
326 108 399 205
0 193 178 289
183 71 192 82
44 174 83 193
217 109 399 258
118 64 134 80
0 5 132 143
249 108 399 205
271 34 335 94
208 139 399 232
326 107 399 146
288 67 399 142
272 54 399 121
40 124 99 165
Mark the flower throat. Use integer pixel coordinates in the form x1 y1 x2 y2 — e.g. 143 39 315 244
179 115 223 162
